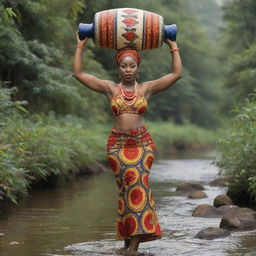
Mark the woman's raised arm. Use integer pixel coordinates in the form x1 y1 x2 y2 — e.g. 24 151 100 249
72 32 113 95
144 39 182 97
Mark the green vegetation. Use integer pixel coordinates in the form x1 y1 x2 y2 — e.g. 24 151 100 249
149 122 217 156
215 0 256 207
216 93 256 206
0 85 108 204
219 0 256 113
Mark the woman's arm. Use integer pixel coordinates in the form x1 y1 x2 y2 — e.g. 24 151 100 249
72 32 113 95
144 40 182 97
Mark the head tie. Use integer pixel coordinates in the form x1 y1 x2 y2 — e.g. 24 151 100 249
116 47 141 65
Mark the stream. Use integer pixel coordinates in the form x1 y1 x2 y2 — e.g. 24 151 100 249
0 151 255 256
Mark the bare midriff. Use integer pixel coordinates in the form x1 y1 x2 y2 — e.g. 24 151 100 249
113 113 145 130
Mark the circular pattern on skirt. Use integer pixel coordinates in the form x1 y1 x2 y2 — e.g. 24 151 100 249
117 218 126 238
143 152 154 171
149 189 155 208
141 208 156 233
124 213 138 236
120 146 143 165
142 173 149 187
127 185 147 212
115 178 123 193
123 167 139 189
118 197 125 215
108 154 121 175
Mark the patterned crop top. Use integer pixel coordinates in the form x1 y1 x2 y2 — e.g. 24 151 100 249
111 88 148 116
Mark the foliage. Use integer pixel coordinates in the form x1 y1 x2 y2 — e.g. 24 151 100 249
189 0 223 42
224 43 256 101
148 121 217 156
0 0 110 122
219 0 256 112
0 83 108 205
0 114 108 205
216 93 256 205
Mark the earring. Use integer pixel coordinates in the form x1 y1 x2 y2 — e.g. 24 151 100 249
136 73 140 80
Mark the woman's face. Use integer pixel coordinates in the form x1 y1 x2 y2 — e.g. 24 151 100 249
118 56 139 82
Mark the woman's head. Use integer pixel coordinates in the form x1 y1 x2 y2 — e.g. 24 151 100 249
116 47 141 82
116 47 141 66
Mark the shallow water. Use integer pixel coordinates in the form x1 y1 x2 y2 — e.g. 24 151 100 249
0 151 255 256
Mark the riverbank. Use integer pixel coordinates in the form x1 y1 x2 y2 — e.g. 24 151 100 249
0 114 218 208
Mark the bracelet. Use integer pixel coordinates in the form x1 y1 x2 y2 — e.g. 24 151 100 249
76 44 84 49
170 48 180 53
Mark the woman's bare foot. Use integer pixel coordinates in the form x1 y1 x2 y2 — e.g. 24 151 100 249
125 250 143 256
115 247 127 255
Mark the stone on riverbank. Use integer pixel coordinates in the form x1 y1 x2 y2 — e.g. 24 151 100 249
176 182 205 192
209 177 229 187
192 204 220 218
214 194 233 207
10 241 22 245
217 205 255 218
220 214 256 231
187 191 207 199
195 227 231 240
192 204 256 219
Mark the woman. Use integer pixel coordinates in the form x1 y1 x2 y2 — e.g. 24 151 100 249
73 32 182 256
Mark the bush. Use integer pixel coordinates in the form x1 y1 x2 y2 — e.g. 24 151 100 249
0 85 109 204
216 93 256 206
148 121 217 156
0 113 108 204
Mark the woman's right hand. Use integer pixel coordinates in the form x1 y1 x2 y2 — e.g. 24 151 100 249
76 31 88 46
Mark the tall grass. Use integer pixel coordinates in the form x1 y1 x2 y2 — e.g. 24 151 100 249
0 108 109 204
148 121 217 156
216 93 256 206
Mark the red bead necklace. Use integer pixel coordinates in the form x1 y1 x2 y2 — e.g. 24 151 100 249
120 82 138 106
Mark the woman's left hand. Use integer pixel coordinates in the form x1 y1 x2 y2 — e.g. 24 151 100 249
164 39 177 49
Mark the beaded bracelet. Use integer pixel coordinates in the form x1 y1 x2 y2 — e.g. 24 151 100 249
170 48 180 53
76 44 84 49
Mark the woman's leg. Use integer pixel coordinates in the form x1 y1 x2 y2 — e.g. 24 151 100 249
125 235 140 255
115 239 130 255
125 239 131 248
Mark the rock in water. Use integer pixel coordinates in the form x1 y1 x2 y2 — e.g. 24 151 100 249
192 204 221 218
217 205 255 218
220 214 256 231
187 191 208 199
195 227 231 240
176 182 205 191
214 194 233 207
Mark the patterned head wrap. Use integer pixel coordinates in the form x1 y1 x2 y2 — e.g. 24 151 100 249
116 47 141 65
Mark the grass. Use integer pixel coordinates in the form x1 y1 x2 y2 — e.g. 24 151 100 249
148 121 218 156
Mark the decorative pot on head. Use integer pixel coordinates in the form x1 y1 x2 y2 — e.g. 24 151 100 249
78 8 177 50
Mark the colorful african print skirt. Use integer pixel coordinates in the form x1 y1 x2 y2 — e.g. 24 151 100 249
106 125 162 242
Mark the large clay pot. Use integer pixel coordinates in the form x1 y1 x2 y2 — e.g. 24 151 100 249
78 8 177 50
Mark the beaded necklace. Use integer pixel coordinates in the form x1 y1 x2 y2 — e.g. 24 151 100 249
120 82 138 106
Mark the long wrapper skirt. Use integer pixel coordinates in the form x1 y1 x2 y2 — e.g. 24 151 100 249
106 125 162 242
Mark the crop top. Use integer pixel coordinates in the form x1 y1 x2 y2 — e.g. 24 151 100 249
111 88 148 116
